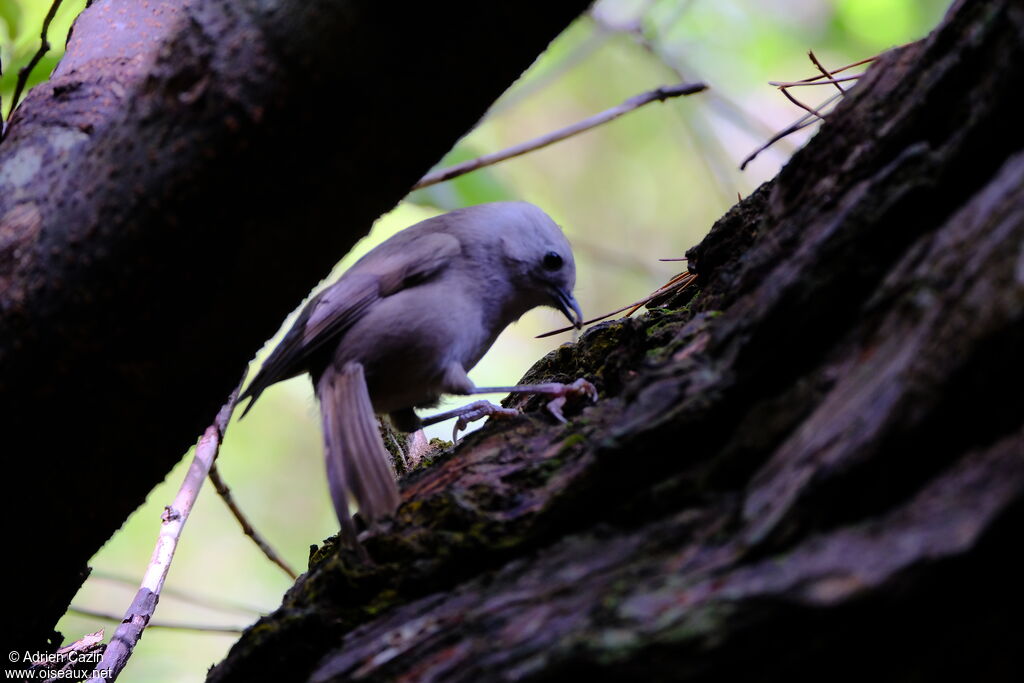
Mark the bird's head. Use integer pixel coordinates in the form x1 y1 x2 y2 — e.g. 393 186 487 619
481 202 583 329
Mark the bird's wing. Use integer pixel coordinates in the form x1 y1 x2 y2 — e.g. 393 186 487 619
237 231 461 414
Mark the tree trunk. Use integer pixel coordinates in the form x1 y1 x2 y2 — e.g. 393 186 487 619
0 0 591 654
208 1 1024 680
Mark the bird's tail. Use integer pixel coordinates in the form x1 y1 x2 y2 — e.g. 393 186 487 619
317 361 401 544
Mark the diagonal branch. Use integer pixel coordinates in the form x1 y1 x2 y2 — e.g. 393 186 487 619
87 384 241 682
413 81 707 190
209 464 299 580
739 90 845 170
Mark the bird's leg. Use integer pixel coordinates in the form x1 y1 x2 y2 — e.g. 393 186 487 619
415 363 521 443
424 364 597 441
419 400 520 443
469 379 598 423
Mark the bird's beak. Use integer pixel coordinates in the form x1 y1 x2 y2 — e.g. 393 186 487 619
553 288 584 329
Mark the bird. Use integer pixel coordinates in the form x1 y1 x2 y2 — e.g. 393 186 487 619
237 201 595 544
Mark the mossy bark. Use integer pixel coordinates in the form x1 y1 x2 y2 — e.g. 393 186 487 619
209 1 1024 680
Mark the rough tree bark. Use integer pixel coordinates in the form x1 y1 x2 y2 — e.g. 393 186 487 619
207 1 1024 680
0 0 591 655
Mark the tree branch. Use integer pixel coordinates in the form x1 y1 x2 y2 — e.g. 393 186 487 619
87 388 239 682
413 81 707 190
209 464 298 580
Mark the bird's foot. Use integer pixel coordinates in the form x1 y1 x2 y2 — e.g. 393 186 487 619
419 400 521 443
524 379 599 423
472 378 598 423
450 400 520 443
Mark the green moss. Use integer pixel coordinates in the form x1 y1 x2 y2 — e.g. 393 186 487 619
560 433 586 450
364 589 401 616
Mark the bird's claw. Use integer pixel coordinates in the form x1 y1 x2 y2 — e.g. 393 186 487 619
542 378 599 423
452 400 520 443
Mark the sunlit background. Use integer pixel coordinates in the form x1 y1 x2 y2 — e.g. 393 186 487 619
2 0 949 679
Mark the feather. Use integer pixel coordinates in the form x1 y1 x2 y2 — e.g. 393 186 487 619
318 362 400 538
237 232 461 417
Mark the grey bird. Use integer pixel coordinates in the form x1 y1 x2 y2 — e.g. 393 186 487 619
238 201 593 543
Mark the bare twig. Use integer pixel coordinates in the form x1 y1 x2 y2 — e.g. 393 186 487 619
808 50 845 94
209 463 299 580
68 606 245 634
28 630 105 679
779 87 827 120
90 570 269 617
769 74 862 88
538 271 697 338
413 81 707 190
6 0 64 123
87 385 241 682
743 49 887 171
782 53 882 85
740 90 845 170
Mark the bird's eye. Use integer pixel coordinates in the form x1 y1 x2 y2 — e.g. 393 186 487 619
542 251 563 270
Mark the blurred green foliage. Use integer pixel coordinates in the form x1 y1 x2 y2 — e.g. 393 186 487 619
0 0 86 118
2 0 948 679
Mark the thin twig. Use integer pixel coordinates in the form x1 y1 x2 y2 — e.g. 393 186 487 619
538 271 697 338
783 53 882 85
7 0 64 121
87 384 242 682
742 47 889 171
209 463 299 580
28 630 105 678
68 607 245 634
769 74 862 88
808 50 844 94
779 86 826 120
413 81 706 190
90 570 269 617
739 90 845 170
